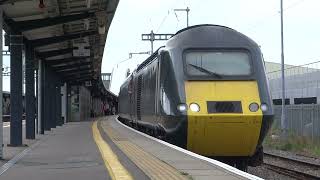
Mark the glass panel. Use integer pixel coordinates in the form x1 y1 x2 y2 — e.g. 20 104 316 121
186 51 251 76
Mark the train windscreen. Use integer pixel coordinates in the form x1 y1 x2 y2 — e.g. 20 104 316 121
185 51 252 77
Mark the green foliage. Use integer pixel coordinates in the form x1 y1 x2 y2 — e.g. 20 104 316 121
263 127 320 157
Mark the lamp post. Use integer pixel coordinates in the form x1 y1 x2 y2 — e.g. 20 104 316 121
280 0 287 136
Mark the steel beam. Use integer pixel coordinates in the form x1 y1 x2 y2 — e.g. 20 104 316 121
64 77 94 83
10 33 23 146
35 69 39 134
51 76 57 129
30 31 97 47
51 60 92 68
56 66 92 74
56 84 62 126
48 68 56 129
58 68 92 75
64 73 93 79
64 74 93 80
37 48 73 59
43 63 50 131
63 71 93 78
68 78 94 85
39 60 44 134
47 70 52 129
47 57 91 66
25 44 35 139
64 74 94 82
66 84 71 123
5 12 95 32
0 8 3 158
54 62 92 71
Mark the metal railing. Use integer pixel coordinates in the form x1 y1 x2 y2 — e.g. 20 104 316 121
273 104 320 143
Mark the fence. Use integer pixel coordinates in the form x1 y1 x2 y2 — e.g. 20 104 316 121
273 104 320 143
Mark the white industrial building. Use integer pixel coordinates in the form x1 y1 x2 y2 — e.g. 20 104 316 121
265 61 320 105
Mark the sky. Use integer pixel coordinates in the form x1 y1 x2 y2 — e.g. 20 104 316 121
101 0 320 95
1 0 319 93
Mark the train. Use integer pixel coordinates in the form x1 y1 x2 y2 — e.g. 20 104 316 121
2 91 26 122
118 24 274 171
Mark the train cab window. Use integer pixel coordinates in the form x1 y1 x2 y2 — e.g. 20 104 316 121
185 51 252 77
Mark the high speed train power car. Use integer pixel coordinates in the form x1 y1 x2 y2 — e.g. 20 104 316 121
118 24 274 171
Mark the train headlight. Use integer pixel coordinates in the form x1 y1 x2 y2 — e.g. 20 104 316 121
177 104 188 112
249 103 259 112
189 103 200 112
260 103 268 112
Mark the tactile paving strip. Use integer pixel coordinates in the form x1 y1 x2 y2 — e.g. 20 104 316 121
100 119 189 180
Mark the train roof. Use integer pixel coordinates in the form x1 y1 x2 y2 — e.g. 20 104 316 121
166 24 258 49
174 24 235 36
134 24 259 74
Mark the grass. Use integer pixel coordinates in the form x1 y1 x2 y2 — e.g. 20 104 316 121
263 127 320 157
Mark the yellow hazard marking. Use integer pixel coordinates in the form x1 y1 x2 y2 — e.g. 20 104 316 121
92 121 133 180
100 119 189 180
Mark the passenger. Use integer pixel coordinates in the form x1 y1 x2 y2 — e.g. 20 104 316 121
105 102 110 115
103 103 107 115
112 106 116 115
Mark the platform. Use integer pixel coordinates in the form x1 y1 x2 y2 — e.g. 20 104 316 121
99 116 261 180
0 121 115 180
0 120 35 167
0 116 262 180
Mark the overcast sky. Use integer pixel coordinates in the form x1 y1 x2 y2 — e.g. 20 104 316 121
101 0 320 94
1 0 319 93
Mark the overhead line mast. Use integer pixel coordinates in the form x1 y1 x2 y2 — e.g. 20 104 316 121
174 7 190 27
141 31 174 54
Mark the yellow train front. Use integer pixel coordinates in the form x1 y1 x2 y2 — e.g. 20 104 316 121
118 24 274 171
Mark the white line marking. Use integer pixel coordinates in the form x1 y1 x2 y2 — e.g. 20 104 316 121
0 136 45 176
115 117 263 180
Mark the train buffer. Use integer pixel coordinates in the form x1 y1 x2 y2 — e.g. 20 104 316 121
0 116 262 180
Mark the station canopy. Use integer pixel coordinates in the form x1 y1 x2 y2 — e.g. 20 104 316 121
0 0 119 98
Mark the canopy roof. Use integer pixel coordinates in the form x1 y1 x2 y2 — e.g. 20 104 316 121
1 0 119 98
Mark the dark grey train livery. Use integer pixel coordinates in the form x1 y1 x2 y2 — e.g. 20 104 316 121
118 25 274 171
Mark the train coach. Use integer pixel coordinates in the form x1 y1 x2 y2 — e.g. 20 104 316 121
118 24 274 171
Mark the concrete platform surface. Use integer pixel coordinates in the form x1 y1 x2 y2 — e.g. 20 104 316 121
0 117 262 180
0 120 38 167
0 121 111 180
100 116 262 180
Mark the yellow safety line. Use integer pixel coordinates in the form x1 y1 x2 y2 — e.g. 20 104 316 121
101 120 189 180
92 121 133 180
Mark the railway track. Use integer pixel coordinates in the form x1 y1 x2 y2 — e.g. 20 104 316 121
263 152 320 180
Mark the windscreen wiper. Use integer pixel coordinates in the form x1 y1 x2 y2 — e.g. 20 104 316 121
188 64 222 78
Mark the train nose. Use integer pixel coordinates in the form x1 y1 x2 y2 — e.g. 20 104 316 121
187 114 262 156
185 81 263 157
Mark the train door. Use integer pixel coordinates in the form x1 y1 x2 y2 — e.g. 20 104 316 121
132 74 139 124
128 76 134 121
154 57 161 122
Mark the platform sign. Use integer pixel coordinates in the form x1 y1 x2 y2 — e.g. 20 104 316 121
73 43 90 57
85 81 92 87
